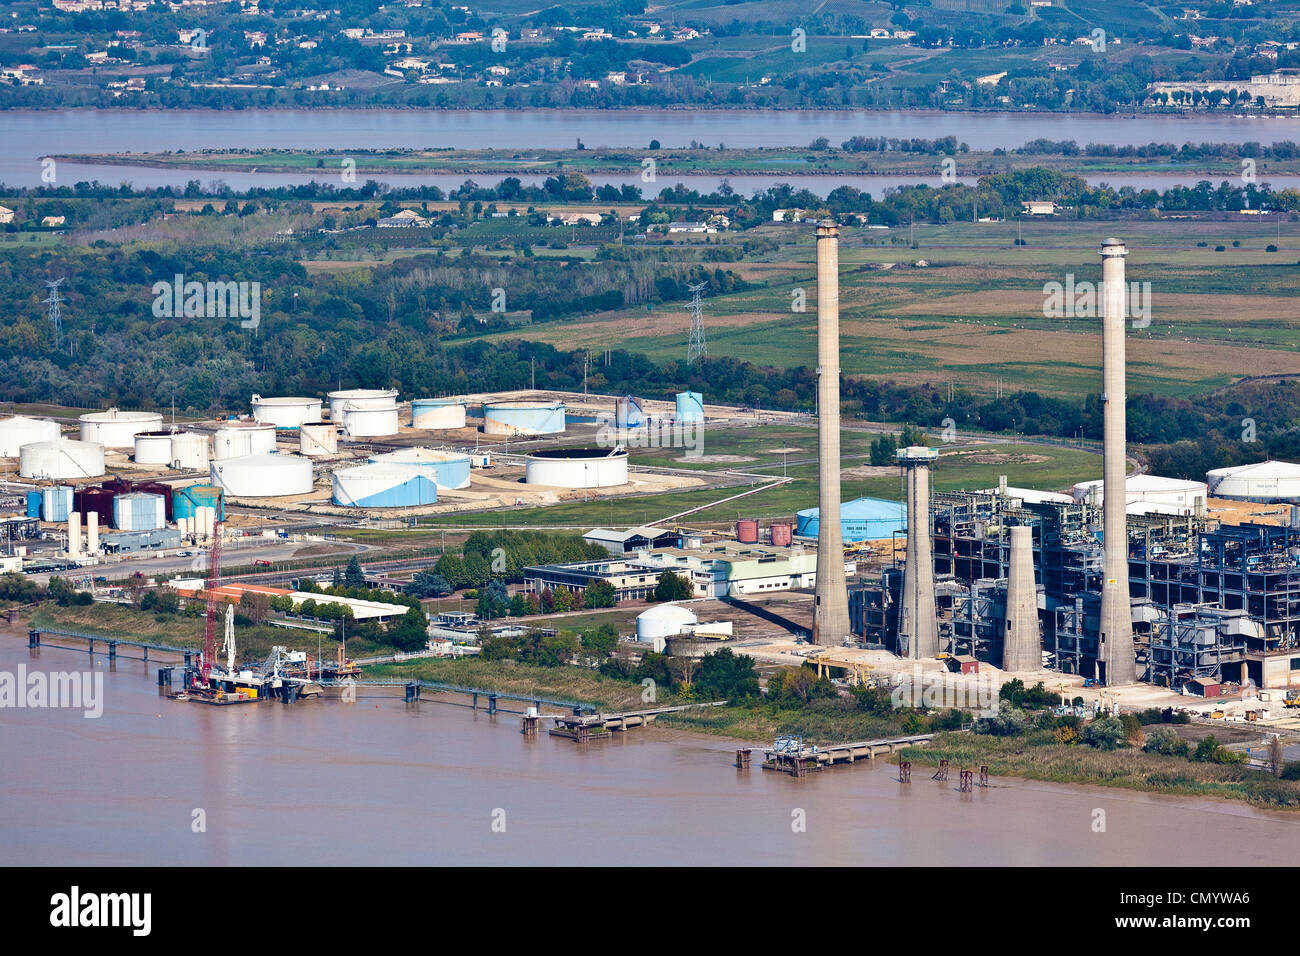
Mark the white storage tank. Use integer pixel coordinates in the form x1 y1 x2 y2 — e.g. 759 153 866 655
0 416 60 457
482 400 565 436
251 394 323 429
369 448 471 489
113 492 165 532
525 447 628 488
636 604 697 642
20 439 106 479
210 453 314 498
327 388 399 420
411 399 467 430
340 406 400 439
79 408 163 448
213 421 278 460
133 431 175 466
299 421 339 457
1072 474 1208 514
169 432 210 470
332 462 439 508
1206 460 1300 502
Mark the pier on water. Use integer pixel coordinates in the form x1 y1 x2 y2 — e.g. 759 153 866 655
747 733 936 777
548 702 728 742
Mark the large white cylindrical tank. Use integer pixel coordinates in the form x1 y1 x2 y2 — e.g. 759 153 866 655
340 406 400 439
251 394 323 429
674 391 704 422
369 448 471 489
299 421 339 457
20 439 106 479
483 400 565 436
1207 460 1300 502
0 416 60 457
636 603 697 642
332 463 438 508
209 453 314 497
79 408 163 448
170 432 210 470
213 422 278 459
327 388 399 420
1072 474 1207 513
411 399 467 430
133 431 175 465
524 448 628 488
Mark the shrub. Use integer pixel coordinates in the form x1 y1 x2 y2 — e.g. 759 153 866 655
973 709 1027 736
1279 761 1300 781
1143 726 1189 757
1082 715 1128 750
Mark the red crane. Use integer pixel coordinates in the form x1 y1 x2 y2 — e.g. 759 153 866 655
197 520 223 687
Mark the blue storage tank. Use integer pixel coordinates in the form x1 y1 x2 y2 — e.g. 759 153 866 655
41 485 73 522
368 449 471 490
26 491 42 518
482 401 565 436
615 396 645 428
113 492 165 531
173 484 226 522
333 463 439 508
675 391 704 423
796 496 907 543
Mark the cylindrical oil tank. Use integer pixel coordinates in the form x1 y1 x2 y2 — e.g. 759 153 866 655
169 432 210 470
113 492 165 531
173 484 225 522
327 388 399 420
251 394 322 429
213 422 278 460
41 485 73 522
483 400 565 437
675 391 704 423
298 421 339 457
770 521 794 547
615 396 645 428
25 491 42 518
133 431 175 466
74 487 115 528
0 416 60 457
78 408 163 448
411 399 467 430
524 448 628 488
737 518 759 543
209 453 314 498
369 448 471 489
340 406 400 439
133 481 176 521
332 463 439 508
20 439 105 480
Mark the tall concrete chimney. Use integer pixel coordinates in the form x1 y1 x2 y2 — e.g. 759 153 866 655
68 510 81 559
813 220 851 645
897 445 939 658
86 511 99 555
1001 524 1040 671
1097 238 1137 684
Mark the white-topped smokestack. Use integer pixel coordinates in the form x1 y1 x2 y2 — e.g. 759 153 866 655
1097 239 1137 684
86 511 99 555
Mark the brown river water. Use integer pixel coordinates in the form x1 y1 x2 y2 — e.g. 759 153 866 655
1 636 1295 866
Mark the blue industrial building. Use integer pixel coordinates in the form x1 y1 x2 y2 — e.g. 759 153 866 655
796 496 907 543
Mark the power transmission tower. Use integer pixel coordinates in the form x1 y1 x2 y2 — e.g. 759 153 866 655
42 278 65 349
686 282 707 364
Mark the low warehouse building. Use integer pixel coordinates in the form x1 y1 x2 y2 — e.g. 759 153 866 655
583 525 681 555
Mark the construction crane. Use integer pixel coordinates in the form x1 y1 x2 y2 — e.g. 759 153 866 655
197 520 223 688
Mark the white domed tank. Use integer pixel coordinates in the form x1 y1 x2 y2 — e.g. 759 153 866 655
525 447 627 488
209 453 313 498
327 388 399 420
299 421 339 457
213 421 278 460
636 603 697 642
79 408 164 448
411 399 467 430
482 400 565 436
169 432 210 470
1207 460 1300 502
20 439 106 479
0 416 60 457
133 431 175 466
369 448 471 489
251 394 323 429
340 406 400 439
332 462 438 508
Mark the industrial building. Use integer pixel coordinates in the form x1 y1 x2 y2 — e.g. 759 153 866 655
78 408 163 448
411 398 467 430
524 447 628 488
100 528 182 553
0 416 60 457
796 496 907 543
251 395 322 429
482 400 565 436
583 526 681 555
210 453 314 498
332 462 439 508
1207 460 1300 502
523 559 663 602
368 448 471 489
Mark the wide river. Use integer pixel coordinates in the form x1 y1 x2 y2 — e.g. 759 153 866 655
7 108 1300 195
2 636 1294 865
